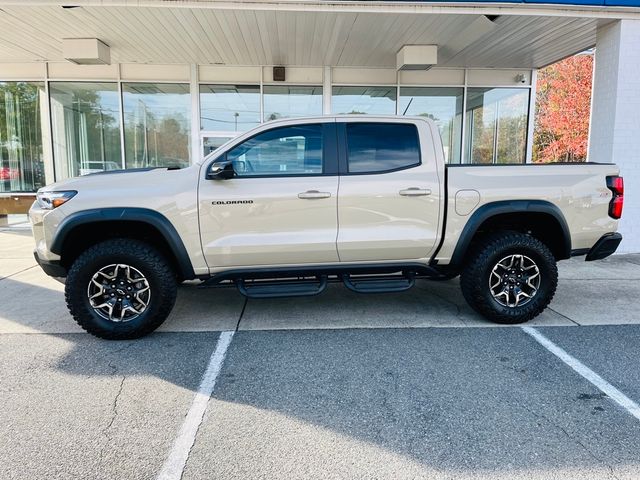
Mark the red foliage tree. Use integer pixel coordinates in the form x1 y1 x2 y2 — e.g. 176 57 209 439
534 54 593 163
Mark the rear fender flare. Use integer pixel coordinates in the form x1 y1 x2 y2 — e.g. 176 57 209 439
449 200 571 266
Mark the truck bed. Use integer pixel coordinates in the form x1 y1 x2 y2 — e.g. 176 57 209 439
434 162 620 263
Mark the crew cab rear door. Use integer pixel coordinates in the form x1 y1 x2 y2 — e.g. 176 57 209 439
336 119 442 262
198 120 340 268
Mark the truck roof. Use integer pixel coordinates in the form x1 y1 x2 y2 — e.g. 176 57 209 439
260 114 434 125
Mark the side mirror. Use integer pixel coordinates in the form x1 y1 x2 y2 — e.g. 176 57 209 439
207 159 235 180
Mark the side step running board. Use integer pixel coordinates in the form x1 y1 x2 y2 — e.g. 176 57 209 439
342 274 415 294
232 273 417 298
236 276 328 299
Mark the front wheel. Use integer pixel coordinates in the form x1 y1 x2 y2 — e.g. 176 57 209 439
65 239 178 339
460 232 558 324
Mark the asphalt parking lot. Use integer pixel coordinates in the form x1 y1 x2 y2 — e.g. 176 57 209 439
2 228 640 480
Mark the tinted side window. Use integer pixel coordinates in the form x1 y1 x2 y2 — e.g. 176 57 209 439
346 123 420 173
225 124 323 176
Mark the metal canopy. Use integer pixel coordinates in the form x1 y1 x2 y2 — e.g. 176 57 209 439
0 4 614 68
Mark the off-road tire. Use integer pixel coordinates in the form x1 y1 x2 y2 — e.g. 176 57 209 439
460 232 557 324
65 238 177 339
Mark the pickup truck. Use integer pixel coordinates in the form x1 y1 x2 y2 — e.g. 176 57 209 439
29 116 624 339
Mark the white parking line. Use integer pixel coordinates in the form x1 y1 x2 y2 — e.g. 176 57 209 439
522 326 640 421
157 331 235 480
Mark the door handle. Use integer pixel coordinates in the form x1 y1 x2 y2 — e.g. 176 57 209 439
399 188 431 197
298 190 332 199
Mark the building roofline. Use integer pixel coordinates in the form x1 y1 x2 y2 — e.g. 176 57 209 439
1 0 640 19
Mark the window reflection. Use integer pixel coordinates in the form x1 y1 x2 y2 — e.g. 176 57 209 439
263 86 322 121
346 123 420 173
332 86 396 115
0 82 45 192
203 136 235 157
465 88 529 164
200 85 260 132
122 83 190 169
400 87 463 164
225 124 323 176
50 82 121 179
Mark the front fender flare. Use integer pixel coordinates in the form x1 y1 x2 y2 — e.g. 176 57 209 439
50 207 196 280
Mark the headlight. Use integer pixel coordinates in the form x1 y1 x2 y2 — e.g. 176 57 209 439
36 191 77 210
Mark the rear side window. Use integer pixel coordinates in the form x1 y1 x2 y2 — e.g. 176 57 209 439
345 123 420 173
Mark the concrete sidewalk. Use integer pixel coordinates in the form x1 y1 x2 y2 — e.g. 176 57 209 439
1 228 638 334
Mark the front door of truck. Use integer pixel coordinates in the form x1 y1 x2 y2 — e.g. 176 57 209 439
336 120 442 262
198 121 340 269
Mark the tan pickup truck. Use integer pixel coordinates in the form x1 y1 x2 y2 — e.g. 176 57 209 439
29 116 624 339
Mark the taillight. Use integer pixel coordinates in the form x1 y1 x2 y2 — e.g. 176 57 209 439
606 175 624 219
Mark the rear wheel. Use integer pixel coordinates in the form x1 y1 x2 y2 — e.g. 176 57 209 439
65 238 177 339
460 232 557 324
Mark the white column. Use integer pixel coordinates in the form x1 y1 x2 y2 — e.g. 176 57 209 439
525 69 537 164
189 64 201 164
117 64 126 170
41 63 56 184
588 19 640 253
322 66 331 115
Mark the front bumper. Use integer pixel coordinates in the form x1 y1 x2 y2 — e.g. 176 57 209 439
586 233 622 261
33 250 67 278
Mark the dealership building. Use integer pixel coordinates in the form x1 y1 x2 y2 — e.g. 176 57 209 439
0 0 639 250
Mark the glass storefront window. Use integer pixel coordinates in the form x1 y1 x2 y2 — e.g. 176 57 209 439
122 83 190 169
50 82 122 179
400 87 463 164
0 82 45 192
200 85 260 132
332 86 396 115
203 136 236 157
9 73 537 190
263 86 322 121
465 88 529 164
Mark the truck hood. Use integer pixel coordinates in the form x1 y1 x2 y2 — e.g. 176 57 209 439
40 167 181 192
